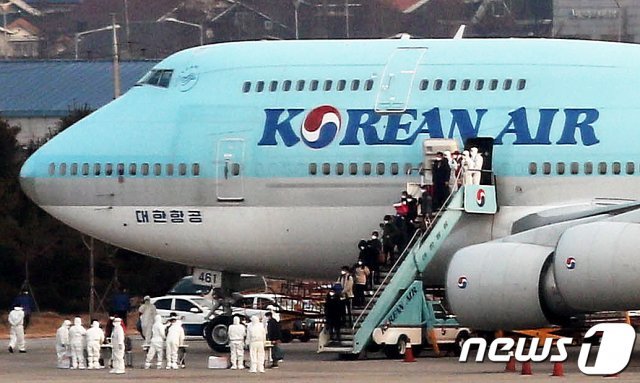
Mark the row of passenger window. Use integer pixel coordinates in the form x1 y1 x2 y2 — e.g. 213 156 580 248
243 79 375 94
48 162 200 177
529 161 638 176
309 162 417 176
418 78 526 92
242 77 526 94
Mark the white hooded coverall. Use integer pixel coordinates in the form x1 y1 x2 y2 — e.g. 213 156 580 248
138 298 157 346
246 316 266 373
55 320 71 367
165 320 185 369
110 318 125 374
469 147 483 185
228 316 246 369
462 150 473 185
68 317 87 369
145 315 166 369
86 321 105 369
8 307 25 352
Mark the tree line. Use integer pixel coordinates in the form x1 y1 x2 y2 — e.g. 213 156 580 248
0 109 186 314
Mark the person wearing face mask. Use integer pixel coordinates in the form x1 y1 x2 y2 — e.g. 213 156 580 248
55 319 71 368
418 184 433 227
393 191 410 217
367 231 382 286
380 215 397 266
86 320 105 369
145 315 166 369
352 260 370 308
444 150 458 190
469 147 484 185
452 151 463 187
357 239 369 264
228 316 246 370
245 316 266 373
336 266 354 326
405 194 418 237
68 317 86 369
462 150 472 185
432 151 451 211
324 288 343 342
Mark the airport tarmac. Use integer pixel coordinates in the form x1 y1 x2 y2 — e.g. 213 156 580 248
2 337 640 382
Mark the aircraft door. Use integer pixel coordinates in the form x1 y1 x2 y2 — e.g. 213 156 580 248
375 47 427 113
464 137 494 185
216 138 245 202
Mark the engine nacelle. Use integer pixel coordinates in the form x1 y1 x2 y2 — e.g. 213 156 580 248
446 222 640 330
554 222 640 312
446 243 554 330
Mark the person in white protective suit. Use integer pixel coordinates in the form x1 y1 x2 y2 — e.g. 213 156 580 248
228 316 246 370
110 317 126 374
469 147 484 185
8 306 26 353
86 320 105 369
55 320 71 368
68 317 86 369
444 150 459 190
138 296 157 347
462 150 472 185
145 314 166 369
165 318 185 369
246 315 266 373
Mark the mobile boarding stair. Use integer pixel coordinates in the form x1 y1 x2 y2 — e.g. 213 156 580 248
318 183 497 356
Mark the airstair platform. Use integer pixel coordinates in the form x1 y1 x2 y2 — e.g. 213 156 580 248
318 184 496 355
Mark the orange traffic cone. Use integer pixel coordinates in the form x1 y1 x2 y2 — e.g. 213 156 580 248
403 340 416 363
505 356 516 372
551 362 564 377
521 360 533 376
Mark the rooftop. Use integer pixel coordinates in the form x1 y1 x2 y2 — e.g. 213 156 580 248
0 60 158 117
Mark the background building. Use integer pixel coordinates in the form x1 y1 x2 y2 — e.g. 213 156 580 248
554 0 638 42
0 60 156 144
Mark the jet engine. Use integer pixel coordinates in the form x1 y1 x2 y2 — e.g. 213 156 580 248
446 222 640 330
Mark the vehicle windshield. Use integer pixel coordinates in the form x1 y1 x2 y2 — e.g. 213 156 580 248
192 298 214 310
168 277 212 295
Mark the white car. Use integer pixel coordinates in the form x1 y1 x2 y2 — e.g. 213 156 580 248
151 295 213 336
226 293 283 321
203 292 322 351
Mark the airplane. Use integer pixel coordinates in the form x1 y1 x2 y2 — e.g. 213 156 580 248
19 36 640 330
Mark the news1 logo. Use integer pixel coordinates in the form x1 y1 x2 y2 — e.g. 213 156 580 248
459 323 636 376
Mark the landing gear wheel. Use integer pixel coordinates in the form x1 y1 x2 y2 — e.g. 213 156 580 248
204 316 232 352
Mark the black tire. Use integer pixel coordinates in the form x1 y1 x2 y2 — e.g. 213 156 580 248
383 336 407 359
453 331 470 356
281 329 294 343
203 316 233 352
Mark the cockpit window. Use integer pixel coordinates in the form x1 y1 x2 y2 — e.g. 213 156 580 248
138 69 173 88
158 71 173 87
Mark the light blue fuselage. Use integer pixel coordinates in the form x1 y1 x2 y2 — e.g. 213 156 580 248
19 38 640 281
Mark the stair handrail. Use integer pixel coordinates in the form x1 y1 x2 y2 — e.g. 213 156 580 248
352 227 422 331
352 171 465 332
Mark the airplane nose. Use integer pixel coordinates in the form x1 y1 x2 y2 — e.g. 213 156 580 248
19 154 41 205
